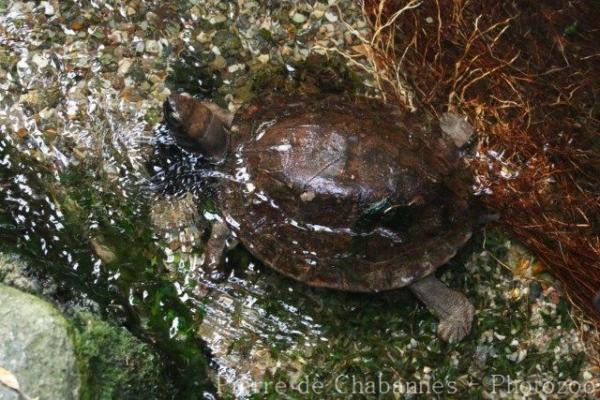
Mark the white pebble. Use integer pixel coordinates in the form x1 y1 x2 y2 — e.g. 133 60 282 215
325 11 338 22
145 40 160 54
31 53 49 69
40 1 54 15
117 58 132 75
292 13 307 24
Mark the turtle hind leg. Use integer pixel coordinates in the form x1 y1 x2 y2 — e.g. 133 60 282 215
409 274 475 343
201 220 232 281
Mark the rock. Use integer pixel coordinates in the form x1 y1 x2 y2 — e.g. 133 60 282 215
196 31 211 43
107 30 126 44
212 30 242 57
90 237 118 264
39 1 54 16
0 284 80 400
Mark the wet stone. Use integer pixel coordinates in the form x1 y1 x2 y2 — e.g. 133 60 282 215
0 285 80 400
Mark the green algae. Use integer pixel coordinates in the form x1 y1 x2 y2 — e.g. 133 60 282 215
73 310 171 400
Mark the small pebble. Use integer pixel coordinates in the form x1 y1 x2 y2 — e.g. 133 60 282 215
108 30 125 44
31 54 49 69
117 59 132 76
291 12 307 24
196 32 211 43
257 54 270 64
211 55 227 70
145 40 160 54
209 14 227 25
134 41 145 53
40 1 54 15
313 9 325 19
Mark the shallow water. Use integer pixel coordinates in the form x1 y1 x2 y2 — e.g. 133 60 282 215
0 1 598 399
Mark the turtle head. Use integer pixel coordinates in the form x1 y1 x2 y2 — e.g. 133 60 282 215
164 93 231 163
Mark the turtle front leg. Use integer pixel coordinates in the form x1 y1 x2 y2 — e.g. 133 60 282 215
202 220 232 280
409 274 475 343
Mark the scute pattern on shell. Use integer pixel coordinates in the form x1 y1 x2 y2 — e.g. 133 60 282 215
218 95 474 292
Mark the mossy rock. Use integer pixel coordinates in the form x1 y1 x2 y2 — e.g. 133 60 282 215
72 311 171 400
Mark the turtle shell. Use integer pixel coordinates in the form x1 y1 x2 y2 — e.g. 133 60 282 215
216 95 473 292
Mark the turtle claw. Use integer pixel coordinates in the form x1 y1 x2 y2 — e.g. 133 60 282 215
437 299 475 343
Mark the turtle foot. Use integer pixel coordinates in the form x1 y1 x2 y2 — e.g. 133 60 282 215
437 295 475 343
409 273 475 343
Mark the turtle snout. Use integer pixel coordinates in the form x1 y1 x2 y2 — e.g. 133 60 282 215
163 95 184 131
163 94 205 133
163 94 208 146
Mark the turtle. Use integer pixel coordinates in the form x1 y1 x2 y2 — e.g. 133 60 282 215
162 93 478 342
